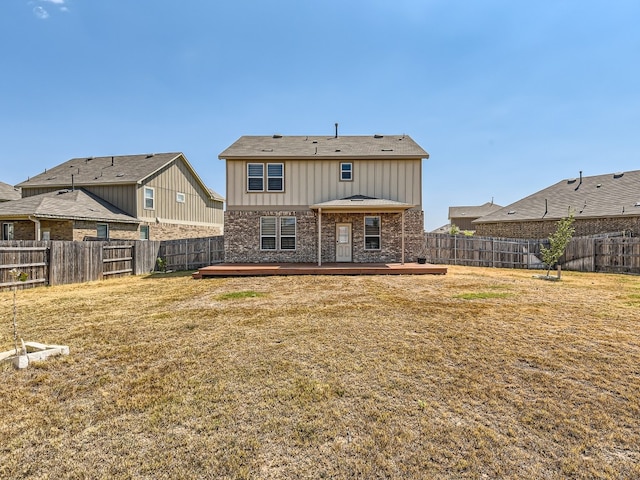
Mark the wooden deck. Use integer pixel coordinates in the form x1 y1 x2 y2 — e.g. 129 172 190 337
193 262 447 278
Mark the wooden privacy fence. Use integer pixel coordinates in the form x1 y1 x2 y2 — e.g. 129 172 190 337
0 240 161 291
157 236 224 272
424 233 640 274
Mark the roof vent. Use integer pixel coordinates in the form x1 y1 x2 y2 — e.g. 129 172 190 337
374 134 384 139
57 189 71 194
312 140 318 144
596 183 602 188
567 178 577 184
613 172 624 178
381 148 393 152
46 176 57 180
116 173 125 177
507 210 516 215
261 148 273 152
272 134 283 139
146 154 155 158
635 202 640 207
335 149 341 152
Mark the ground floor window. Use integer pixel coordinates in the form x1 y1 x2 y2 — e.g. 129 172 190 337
96 223 109 239
261 216 296 250
2 222 14 240
140 225 150 240
364 216 381 250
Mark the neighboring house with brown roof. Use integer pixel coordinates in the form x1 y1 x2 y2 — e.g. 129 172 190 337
219 133 429 263
474 170 640 238
2 153 223 241
0 182 21 202
448 201 502 231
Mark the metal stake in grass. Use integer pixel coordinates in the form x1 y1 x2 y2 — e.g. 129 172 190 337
9 268 28 356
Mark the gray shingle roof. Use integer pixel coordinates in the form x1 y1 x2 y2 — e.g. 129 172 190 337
0 188 139 223
17 153 183 188
16 152 223 202
218 135 429 160
0 182 21 201
475 170 640 223
449 202 502 219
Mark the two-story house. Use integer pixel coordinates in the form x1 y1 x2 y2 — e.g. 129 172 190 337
1 152 224 241
219 133 429 264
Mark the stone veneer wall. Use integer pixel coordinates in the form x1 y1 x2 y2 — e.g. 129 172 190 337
225 208 425 264
475 216 640 239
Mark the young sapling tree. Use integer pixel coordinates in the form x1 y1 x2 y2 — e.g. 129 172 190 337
540 213 576 278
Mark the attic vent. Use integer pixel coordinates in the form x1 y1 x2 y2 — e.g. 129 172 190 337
613 172 624 178
507 210 516 215
261 149 273 152
146 154 155 158
635 202 640 207
87 157 93 161
57 189 71 194
272 134 283 139
312 140 318 144
374 134 384 138
116 173 125 177
335 149 341 152
46 176 57 180
596 183 602 188
381 148 393 152
567 178 577 184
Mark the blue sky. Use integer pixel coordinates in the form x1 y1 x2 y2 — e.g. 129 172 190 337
2 0 639 230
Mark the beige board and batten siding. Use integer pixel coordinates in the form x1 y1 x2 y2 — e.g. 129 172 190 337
226 158 422 209
136 161 223 224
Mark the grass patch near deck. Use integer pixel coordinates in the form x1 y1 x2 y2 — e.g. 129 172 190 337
1 266 638 479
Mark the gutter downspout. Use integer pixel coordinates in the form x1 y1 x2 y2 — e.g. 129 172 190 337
317 208 322 267
401 210 405 265
28 216 41 240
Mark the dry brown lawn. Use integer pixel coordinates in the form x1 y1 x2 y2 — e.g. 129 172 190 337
1 266 639 479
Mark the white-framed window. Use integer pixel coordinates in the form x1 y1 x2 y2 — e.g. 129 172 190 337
260 216 296 250
144 187 155 210
41 230 51 241
279 217 296 250
176 192 186 203
248 163 284 192
364 216 381 250
97 223 109 239
267 163 284 191
140 225 150 240
248 163 264 192
260 217 277 250
2 222 14 240
340 162 353 181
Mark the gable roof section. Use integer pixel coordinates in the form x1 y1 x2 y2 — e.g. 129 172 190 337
0 188 139 224
16 152 223 202
449 202 502 219
0 182 21 201
475 170 640 223
218 135 429 160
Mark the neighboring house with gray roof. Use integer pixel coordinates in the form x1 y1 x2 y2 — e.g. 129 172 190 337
0 182 21 202
4 153 223 241
0 188 140 241
219 132 430 264
448 201 502 231
474 170 640 238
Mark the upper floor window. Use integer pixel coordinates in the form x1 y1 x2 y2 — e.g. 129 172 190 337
364 216 381 250
340 162 353 181
248 163 284 192
144 187 155 210
176 192 186 203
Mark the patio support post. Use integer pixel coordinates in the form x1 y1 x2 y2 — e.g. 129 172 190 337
317 208 322 267
401 210 405 265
